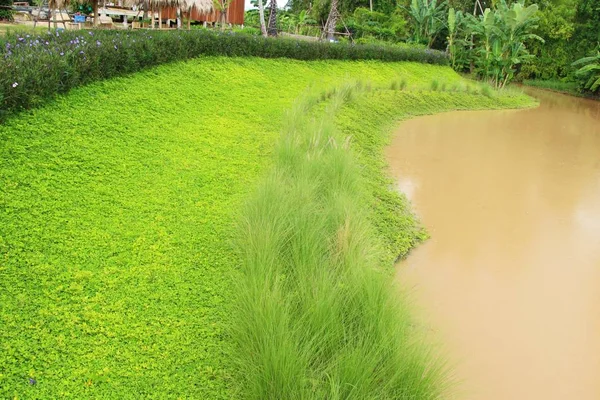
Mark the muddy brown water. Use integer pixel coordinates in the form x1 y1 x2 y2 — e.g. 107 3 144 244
386 89 600 400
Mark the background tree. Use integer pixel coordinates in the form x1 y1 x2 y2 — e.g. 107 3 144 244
324 0 339 40
406 0 447 47
572 51 600 94
0 0 14 21
267 0 278 35
465 1 544 87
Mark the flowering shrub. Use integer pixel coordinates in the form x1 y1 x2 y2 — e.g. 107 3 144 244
0 29 447 114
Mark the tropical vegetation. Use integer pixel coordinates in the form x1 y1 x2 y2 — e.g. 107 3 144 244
572 51 600 94
245 0 599 94
0 0 13 22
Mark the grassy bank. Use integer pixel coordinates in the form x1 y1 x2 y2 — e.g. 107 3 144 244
233 81 534 397
0 57 467 398
336 87 535 264
522 79 581 96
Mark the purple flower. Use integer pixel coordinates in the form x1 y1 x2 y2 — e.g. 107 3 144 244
97 40 102 46
29 378 37 385
12 82 18 88
114 45 117 50
60 52 64 56
80 50 84 54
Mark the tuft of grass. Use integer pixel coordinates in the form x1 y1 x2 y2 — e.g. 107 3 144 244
430 79 440 91
479 83 495 98
233 84 448 399
400 78 408 90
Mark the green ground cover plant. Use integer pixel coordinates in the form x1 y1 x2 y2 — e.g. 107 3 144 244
0 28 447 116
0 56 477 399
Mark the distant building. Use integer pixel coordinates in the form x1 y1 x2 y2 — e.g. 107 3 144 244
161 0 244 26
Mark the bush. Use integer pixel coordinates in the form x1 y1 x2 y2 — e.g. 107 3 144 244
0 29 447 115
346 7 408 43
0 0 14 22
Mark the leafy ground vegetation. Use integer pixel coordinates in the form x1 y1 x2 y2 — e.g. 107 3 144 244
0 57 489 399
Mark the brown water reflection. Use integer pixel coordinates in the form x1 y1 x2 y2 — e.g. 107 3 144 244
387 89 600 400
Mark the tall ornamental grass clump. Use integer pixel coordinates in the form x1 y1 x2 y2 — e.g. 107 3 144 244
0 29 447 115
233 83 446 399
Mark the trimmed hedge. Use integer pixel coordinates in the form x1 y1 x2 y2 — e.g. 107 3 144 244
0 29 447 115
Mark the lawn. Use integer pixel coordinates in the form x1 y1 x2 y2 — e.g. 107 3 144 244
0 57 474 398
0 22 47 36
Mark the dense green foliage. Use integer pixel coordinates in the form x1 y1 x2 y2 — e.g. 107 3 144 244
264 0 599 94
0 0 13 22
446 1 543 88
524 0 599 80
572 51 600 94
0 29 447 115
347 7 408 42
232 70 534 398
406 0 447 46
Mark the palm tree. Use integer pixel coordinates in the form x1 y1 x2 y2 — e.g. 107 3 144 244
267 0 277 36
324 0 339 41
255 0 267 36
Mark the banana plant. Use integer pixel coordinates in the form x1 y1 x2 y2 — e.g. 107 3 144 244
465 0 544 88
447 7 472 71
407 0 447 47
572 51 600 94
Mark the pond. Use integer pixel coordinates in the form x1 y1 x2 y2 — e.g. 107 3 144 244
387 89 600 399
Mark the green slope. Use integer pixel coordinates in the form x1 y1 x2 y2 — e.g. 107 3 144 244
0 57 532 398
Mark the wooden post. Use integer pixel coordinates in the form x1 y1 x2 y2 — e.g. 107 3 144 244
61 8 68 29
151 6 155 29
187 9 191 30
158 7 162 29
93 0 99 26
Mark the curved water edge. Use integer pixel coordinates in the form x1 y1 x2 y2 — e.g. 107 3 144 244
386 88 600 399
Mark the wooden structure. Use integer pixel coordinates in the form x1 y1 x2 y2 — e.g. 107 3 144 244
160 0 244 25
